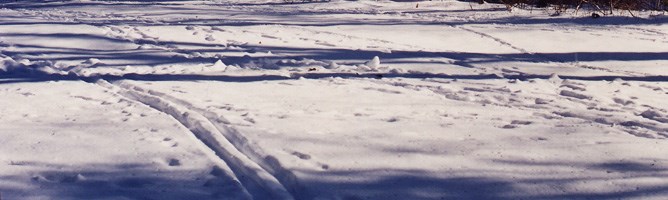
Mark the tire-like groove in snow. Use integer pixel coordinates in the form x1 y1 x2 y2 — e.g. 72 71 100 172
96 79 295 200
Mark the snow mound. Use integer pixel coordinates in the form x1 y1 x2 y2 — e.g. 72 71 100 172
0 55 19 72
83 58 102 65
365 56 381 69
0 56 59 74
326 61 339 69
210 59 228 71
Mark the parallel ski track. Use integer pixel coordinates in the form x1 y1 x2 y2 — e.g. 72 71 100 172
96 79 296 200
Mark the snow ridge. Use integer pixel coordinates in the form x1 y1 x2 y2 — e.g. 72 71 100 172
98 80 295 200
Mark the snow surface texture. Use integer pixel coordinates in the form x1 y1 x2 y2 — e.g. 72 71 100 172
1 0 668 199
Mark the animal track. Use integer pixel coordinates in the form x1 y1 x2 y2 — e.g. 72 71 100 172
168 158 181 166
291 151 311 160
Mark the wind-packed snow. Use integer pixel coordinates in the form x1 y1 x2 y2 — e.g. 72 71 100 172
1 0 667 199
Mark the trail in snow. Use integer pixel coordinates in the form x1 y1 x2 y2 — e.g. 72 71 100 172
98 79 296 200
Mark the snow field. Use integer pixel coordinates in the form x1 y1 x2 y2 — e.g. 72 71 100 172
1 0 668 199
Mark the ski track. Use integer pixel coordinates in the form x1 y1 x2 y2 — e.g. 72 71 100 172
118 81 308 199
457 26 533 55
287 26 421 50
95 79 297 200
455 25 650 77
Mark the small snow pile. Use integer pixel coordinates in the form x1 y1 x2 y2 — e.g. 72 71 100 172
0 55 19 72
202 60 242 72
548 73 562 84
326 61 339 69
359 56 381 71
224 64 241 72
0 56 58 74
211 59 228 70
366 56 381 69
83 58 103 66
535 98 550 104
389 68 404 73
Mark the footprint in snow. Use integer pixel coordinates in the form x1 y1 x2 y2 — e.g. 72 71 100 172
640 84 663 91
363 87 402 94
209 166 229 177
502 120 533 129
535 98 551 105
640 110 668 123
290 151 330 170
386 117 400 123
261 34 279 39
244 117 256 124
511 120 533 125
353 112 370 117
560 84 586 91
167 158 181 167
71 95 95 101
291 151 311 160
560 90 592 100
502 124 518 129
161 137 178 147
